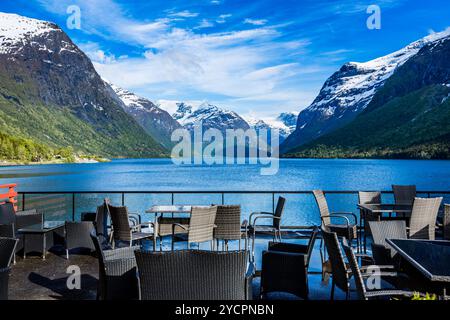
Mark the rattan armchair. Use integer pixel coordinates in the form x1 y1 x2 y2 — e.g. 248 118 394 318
260 227 319 299
0 237 19 268
392 185 416 205
321 227 398 299
0 267 10 300
341 239 424 300
408 197 442 240
107 203 156 250
444 204 450 241
248 196 286 261
368 220 407 266
90 231 139 300
134 249 252 300
214 205 247 251
64 221 95 259
172 206 217 250
313 190 359 252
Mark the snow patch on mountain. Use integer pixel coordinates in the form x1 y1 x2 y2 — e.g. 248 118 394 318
0 12 60 54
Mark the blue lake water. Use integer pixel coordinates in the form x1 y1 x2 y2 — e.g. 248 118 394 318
0 158 449 226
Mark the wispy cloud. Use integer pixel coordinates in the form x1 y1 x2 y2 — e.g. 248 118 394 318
168 10 199 18
216 14 232 24
244 18 268 26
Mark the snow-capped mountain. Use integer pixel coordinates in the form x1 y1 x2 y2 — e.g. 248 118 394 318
171 102 250 132
245 112 298 142
282 28 450 153
0 12 166 157
109 83 181 148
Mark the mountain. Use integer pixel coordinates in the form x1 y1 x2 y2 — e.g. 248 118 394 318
109 83 181 149
246 112 297 142
285 32 450 159
0 12 167 160
172 102 250 133
282 29 450 153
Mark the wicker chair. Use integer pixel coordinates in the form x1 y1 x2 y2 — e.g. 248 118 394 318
90 231 139 300
64 221 95 259
392 185 416 205
107 204 156 250
313 190 359 252
134 249 252 300
408 197 442 240
260 227 319 299
172 206 217 250
0 238 19 268
444 204 450 241
321 227 398 299
0 267 10 300
0 202 42 263
248 196 286 261
358 191 382 252
214 205 248 251
341 239 423 300
368 220 407 266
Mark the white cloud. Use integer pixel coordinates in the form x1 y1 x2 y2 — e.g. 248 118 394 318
210 0 222 5
244 18 268 26
37 0 317 115
194 19 214 29
168 10 199 18
216 14 232 24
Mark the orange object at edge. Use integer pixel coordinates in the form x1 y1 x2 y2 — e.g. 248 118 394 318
0 183 18 211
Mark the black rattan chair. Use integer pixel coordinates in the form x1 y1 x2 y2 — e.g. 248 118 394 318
64 221 95 259
341 238 423 300
90 231 139 300
248 196 286 261
134 249 252 300
0 267 10 300
260 227 319 299
0 238 19 268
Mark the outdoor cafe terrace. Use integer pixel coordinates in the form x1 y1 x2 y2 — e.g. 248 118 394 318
1 185 449 300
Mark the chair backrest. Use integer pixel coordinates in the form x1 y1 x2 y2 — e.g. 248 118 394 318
0 202 16 225
321 227 349 293
358 191 381 205
444 204 450 241
305 226 319 267
369 220 407 247
188 206 217 244
0 238 18 268
392 185 416 205
273 197 286 229
107 204 132 242
341 239 367 300
214 205 241 240
313 190 330 226
134 250 248 300
95 201 110 240
409 197 442 240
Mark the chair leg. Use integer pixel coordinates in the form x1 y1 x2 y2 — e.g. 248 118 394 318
330 280 335 300
65 249 69 260
251 230 256 262
171 236 174 251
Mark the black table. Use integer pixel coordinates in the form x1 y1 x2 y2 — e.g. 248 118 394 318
18 221 65 260
357 204 413 252
387 238 450 297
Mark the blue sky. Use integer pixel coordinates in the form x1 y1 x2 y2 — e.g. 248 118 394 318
1 0 450 119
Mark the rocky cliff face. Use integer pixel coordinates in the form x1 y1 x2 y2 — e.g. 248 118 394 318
0 12 166 157
282 28 450 153
110 83 181 149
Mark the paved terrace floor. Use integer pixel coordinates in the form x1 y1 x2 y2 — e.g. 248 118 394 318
9 233 358 300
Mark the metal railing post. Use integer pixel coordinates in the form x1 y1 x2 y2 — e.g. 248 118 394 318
72 193 75 221
22 193 26 211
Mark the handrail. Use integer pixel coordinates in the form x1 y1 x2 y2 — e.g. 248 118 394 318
16 190 450 194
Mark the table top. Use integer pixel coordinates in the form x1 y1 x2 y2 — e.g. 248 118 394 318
387 239 450 282
357 203 413 213
18 221 65 234
145 205 210 214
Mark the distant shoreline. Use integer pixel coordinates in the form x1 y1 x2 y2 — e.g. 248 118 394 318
0 156 110 167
